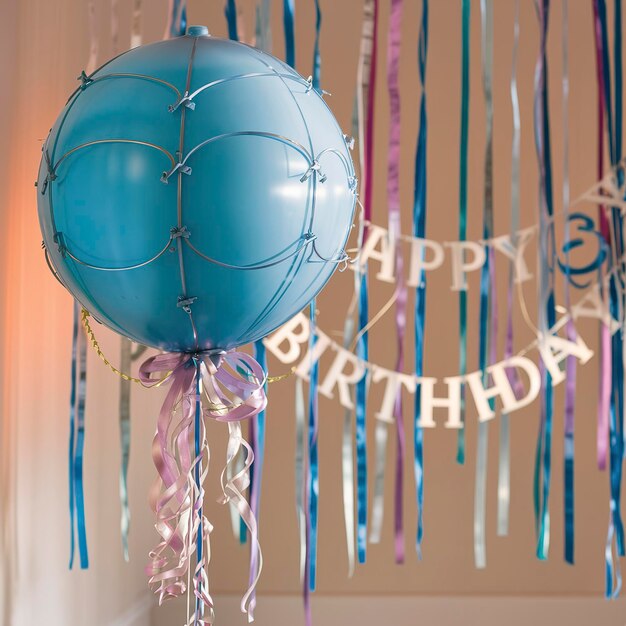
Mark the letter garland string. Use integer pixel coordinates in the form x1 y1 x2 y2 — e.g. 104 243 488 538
593 0 625 597
497 0 522 539
533 0 557 562
355 0 379 566
474 0 495 569
413 0 428 559
457 0 471 465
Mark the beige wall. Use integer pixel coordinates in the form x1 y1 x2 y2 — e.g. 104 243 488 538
2 0 626 624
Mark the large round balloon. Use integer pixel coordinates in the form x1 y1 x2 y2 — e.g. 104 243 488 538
38 26 356 352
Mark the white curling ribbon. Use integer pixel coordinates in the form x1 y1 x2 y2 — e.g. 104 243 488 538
218 421 263 622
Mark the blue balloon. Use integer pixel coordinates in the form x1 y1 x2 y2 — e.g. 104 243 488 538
38 27 356 352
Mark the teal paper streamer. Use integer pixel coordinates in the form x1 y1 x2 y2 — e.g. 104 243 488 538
533 0 556 562
474 0 494 570
561 0 576 565
170 0 187 37
225 0 239 42
457 0 470 466
413 0 428 558
283 0 295 69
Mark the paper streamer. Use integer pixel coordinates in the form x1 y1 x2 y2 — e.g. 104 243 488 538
533 0 556 562
389 0 407 563
255 0 272 53
341 316 356 576
413 0 429 559
474 0 494 570
283 0 295 69
86 0 98 75
164 0 187 40
457 0 470 465
354 0 379 565
69 300 89 569
295 377 307 586
594 0 625 596
498 0 521 539
225 0 239 42
307 302 320 594
111 0 119 55
130 0 143 48
561 0 577 565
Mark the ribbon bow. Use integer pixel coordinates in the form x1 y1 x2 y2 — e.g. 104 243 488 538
140 350 266 624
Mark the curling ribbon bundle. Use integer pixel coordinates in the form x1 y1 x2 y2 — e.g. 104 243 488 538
140 350 266 623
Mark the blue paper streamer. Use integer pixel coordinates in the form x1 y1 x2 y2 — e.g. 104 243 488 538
412 0 428 558
283 0 295 69
533 0 556 562
308 301 319 591
457 0 470 466
69 300 89 569
225 0 239 42
169 0 187 38
355 269 369 564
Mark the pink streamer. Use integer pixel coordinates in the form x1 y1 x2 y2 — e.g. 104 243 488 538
386 0 406 565
140 351 267 623
592 2 611 471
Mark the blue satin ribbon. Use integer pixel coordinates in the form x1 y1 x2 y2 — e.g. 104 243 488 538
533 0 556 562
457 0 470 466
308 301 319 591
412 0 428 559
283 0 295 69
355 269 369 564
169 0 187 37
69 300 89 569
225 0 238 42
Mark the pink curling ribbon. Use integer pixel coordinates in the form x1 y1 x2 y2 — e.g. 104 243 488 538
140 350 267 624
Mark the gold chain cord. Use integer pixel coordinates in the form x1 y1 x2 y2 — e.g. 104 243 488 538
80 308 294 385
